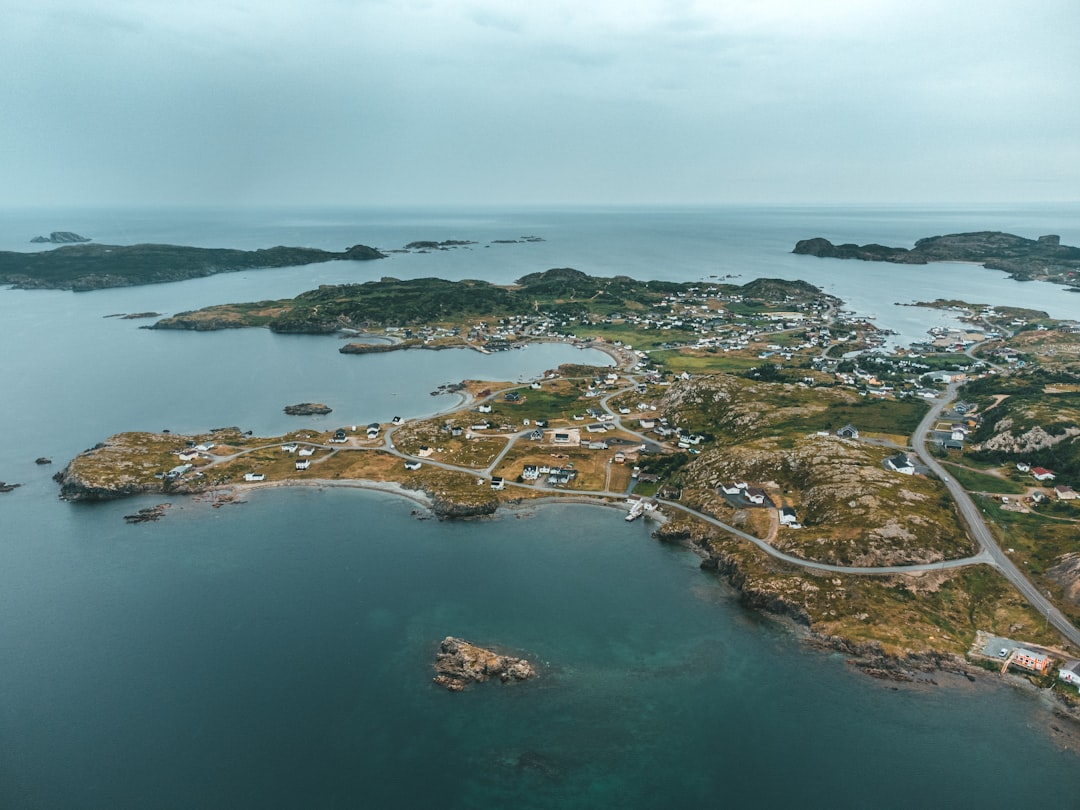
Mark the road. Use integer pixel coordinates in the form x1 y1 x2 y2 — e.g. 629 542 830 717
912 382 1080 648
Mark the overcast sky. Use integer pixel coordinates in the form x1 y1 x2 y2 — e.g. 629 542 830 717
3 0 1078 207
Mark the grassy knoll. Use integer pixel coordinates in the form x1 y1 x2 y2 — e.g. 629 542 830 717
940 463 1027 494
484 384 587 422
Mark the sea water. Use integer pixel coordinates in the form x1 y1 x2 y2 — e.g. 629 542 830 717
1 206 1078 808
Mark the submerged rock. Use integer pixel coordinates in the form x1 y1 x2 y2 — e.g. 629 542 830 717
433 636 536 691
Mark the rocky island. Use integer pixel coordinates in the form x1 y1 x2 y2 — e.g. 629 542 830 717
794 231 1080 285
433 637 536 691
283 402 332 415
31 231 91 244
0 242 385 291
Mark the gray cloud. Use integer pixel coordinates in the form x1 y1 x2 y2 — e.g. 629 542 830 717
2 0 1078 206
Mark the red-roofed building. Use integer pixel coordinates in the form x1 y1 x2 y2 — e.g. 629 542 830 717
1031 467 1056 482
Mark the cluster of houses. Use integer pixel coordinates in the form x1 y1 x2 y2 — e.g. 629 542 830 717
521 463 577 486
1016 464 1076 502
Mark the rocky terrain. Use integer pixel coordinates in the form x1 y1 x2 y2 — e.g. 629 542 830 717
0 242 385 291
794 231 1080 284
433 636 536 691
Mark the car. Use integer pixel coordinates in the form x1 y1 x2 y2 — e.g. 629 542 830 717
998 648 1009 657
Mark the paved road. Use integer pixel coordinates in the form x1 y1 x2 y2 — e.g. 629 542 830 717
912 382 1080 648
658 499 993 575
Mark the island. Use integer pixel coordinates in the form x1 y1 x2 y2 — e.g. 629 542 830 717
31 231 91 244
52 267 1080 714
794 231 1080 285
433 637 536 691
0 242 385 291
283 403 332 416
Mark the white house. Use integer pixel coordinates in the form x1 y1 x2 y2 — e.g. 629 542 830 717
404 460 422 471
1059 660 1080 687
1055 485 1077 500
885 454 915 475
1031 467 1056 482
778 506 801 528
281 443 299 453
244 472 265 482
298 446 315 457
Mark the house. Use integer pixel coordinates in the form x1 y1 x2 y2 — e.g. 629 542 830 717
884 454 915 475
522 464 540 480
195 443 215 452
1016 462 1031 473
490 476 505 490
166 464 193 480
1013 649 1051 673
529 429 544 441
836 424 859 439
744 487 771 506
587 441 609 450
1055 485 1077 500
613 452 626 464
1058 659 1080 687
281 443 298 453
639 418 656 430
243 472 265 482
720 483 744 496
298 446 315 457
417 446 434 458
295 459 310 471
391 416 404 425
778 506 801 527
477 404 492 413
1031 467 1056 482
505 392 522 402
548 469 574 485
404 460 422 471
329 429 348 443
177 450 199 462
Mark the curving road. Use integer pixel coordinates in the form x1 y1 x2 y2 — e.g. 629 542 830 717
912 382 1080 647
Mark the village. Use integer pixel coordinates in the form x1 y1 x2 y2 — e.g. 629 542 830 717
57 276 1080 709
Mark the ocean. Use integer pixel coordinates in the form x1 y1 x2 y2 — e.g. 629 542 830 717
1 205 1078 808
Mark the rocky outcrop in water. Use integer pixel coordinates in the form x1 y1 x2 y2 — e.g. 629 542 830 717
283 402 332 415
793 231 1080 284
0 481 21 493
430 493 499 519
433 637 536 691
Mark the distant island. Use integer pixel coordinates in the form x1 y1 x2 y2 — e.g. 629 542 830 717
794 231 1080 285
0 242 385 291
31 231 91 244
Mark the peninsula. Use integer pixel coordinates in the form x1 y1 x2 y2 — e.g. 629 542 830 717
794 231 1080 285
53 267 1080 706
0 242 385 291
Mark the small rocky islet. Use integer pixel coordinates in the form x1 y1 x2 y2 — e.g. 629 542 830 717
433 637 537 691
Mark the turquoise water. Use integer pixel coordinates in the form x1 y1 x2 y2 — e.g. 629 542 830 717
1 206 1079 808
